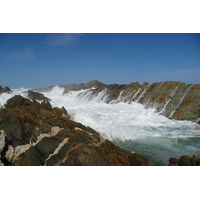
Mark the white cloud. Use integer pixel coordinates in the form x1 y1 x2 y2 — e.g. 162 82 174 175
1 47 35 61
44 33 82 48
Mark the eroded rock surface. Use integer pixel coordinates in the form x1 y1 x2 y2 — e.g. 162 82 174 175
0 95 154 166
76 81 200 123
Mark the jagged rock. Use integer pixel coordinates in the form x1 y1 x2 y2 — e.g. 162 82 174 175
27 90 51 101
0 95 154 166
0 86 12 94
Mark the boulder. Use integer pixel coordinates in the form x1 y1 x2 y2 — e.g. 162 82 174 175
169 157 179 166
178 155 192 166
190 155 200 166
169 155 200 166
27 90 51 101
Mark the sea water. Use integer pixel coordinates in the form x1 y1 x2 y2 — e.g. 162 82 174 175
1 86 200 165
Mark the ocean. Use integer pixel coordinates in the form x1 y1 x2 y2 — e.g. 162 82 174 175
1 85 200 165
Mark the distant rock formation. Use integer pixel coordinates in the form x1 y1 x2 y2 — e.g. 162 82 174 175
76 81 200 123
0 86 12 94
27 90 51 101
0 95 154 166
34 80 107 93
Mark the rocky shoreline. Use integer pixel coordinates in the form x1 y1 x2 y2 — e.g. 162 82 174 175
1 81 200 166
0 93 154 166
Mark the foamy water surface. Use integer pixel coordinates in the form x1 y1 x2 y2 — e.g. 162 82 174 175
1 86 200 165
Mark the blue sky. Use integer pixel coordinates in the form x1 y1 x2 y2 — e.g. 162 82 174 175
0 33 200 89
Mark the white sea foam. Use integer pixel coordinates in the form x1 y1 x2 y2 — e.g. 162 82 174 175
1 85 200 165
41 86 200 140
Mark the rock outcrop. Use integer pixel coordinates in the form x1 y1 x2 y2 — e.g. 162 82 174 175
0 86 12 94
27 90 51 101
0 95 154 166
76 81 200 123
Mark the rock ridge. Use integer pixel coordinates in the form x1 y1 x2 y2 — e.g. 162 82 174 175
76 81 200 123
0 95 154 166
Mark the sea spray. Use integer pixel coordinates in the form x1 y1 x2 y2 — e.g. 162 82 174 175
1 86 200 165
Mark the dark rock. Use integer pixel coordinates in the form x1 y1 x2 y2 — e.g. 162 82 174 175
2 86 12 93
169 157 179 166
178 155 192 166
5 95 32 108
41 100 52 110
191 155 200 166
27 90 51 101
169 155 200 166
0 86 12 94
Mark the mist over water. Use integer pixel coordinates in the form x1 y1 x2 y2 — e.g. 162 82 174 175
1 86 200 165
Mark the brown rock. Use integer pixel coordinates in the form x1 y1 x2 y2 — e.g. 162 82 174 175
169 157 179 166
191 155 200 166
178 155 192 166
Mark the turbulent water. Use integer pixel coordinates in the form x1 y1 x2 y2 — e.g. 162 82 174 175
1 86 200 165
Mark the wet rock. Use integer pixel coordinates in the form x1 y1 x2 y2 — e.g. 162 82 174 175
27 90 51 101
169 157 179 166
178 155 192 166
191 155 200 166
74 81 200 123
169 155 200 166
0 95 154 166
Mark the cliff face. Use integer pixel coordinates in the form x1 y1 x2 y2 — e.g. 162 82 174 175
77 81 200 123
0 95 154 166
